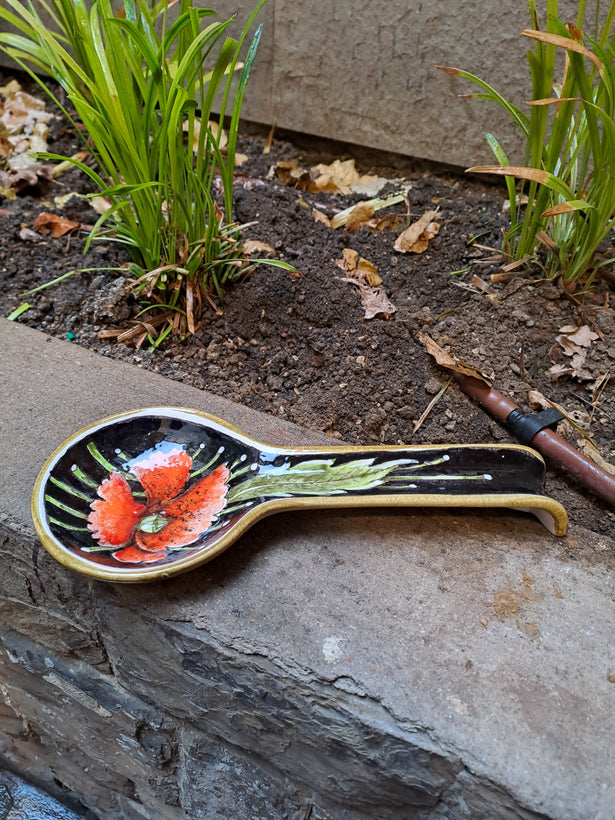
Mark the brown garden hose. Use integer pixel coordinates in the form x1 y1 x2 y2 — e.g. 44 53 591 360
453 373 615 507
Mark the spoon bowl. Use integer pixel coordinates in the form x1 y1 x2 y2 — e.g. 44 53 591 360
32 407 568 582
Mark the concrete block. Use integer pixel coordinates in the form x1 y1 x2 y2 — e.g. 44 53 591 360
0 1 589 167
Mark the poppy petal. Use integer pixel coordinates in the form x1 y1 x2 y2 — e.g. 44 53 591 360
88 472 145 547
130 446 192 505
113 545 168 564
136 464 230 551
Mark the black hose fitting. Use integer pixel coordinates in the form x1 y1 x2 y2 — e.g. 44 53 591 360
505 407 564 446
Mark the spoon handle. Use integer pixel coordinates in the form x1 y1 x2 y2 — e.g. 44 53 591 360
225 443 566 535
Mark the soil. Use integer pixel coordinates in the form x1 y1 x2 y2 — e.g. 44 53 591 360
1 69 615 537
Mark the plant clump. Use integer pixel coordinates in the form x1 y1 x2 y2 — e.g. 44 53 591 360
0 0 291 346
438 0 615 292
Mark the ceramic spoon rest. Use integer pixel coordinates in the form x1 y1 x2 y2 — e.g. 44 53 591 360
32 407 568 582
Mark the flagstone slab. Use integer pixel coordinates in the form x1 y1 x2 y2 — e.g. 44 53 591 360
0 319 614 819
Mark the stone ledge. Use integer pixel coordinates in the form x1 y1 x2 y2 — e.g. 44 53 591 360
1 319 614 819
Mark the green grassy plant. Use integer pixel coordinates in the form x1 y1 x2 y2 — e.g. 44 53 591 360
437 0 615 291
0 0 290 344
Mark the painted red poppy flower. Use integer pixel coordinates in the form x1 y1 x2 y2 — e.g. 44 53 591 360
87 445 229 564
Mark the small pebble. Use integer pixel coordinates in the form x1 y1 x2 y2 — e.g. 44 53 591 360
424 377 442 395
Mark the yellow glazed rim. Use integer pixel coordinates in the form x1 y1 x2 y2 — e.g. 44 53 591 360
31 407 569 583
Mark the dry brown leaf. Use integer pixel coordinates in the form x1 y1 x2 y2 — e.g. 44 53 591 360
272 160 312 189
33 211 80 238
0 163 54 194
53 192 81 209
466 165 555 186
311 159 357 194
7 122 48 170
310 159 384 195
312 208 331 227
273 158 387 196
548 324 599 381
0 133 13 161
89 196 113 215
0 90 51 134
575 439 615 475
183 119 228 153
469 274 492 291
357 258 382 287
528 389 563 413
535 230 560 255
336 248 359 272
345 202 375 232
557 336 582 356
0 80 21 97
541 201 579 217
350 177 389 197
559 324 599 349
335 249 382 285
394 210 440 253
405 222 440 253
502 194 529 213
341 277 395 319
467 274 498 301
51 151 90 178
329 193 406 230
336 249 393 319
419 333 492 386
592 372 611 403
96 328 125 339
548 356 594 381
371 212 405 232
0 84 53 182
356 285 396 320
521 29 604 73
242 239 276 257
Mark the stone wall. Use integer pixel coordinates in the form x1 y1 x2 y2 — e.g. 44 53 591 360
0 518 548 819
